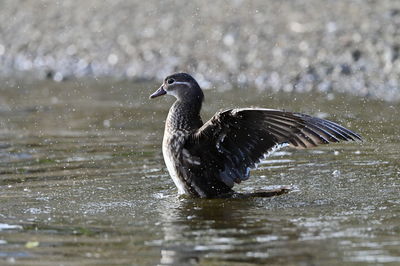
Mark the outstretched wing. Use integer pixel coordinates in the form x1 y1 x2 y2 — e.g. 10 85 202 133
184 108 361 193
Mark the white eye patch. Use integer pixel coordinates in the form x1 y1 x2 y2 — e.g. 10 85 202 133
165 81 192 97
171 81 191 87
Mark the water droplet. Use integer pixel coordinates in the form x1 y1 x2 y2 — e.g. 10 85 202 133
332 170 341 177
103 119 111 128
53 72 64 82
107 54 118 65
223 33 235 46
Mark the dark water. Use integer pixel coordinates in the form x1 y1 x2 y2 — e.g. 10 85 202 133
0 79 399 265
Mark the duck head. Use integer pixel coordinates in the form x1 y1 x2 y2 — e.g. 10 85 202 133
150 73 204 102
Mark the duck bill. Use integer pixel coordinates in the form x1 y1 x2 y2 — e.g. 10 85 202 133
149 85 167 99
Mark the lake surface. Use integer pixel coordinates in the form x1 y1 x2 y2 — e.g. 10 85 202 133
0 79 399 265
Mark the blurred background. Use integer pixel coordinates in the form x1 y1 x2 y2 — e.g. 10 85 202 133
1 0 400 100
1 1 400 265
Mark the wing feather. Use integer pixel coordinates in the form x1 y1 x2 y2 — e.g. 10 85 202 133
184 108 361 192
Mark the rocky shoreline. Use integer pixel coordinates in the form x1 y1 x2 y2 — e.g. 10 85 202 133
1 0 400 101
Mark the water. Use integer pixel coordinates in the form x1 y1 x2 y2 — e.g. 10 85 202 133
0 79 399 265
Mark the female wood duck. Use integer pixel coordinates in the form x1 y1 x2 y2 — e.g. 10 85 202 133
150 73 362 198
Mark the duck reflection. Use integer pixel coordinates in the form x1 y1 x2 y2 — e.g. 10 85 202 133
156 195 300 265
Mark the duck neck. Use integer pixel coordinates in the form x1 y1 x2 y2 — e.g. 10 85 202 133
166 99 203 132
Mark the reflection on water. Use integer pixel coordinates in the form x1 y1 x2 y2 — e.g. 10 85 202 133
157 197 303 265
0 79 399 265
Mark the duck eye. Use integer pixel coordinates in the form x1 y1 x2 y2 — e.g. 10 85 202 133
167 78 175 85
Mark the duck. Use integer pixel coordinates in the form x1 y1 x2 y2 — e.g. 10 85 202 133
150 72 362 198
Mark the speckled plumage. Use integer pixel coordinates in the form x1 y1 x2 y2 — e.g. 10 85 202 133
150 73 362 198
